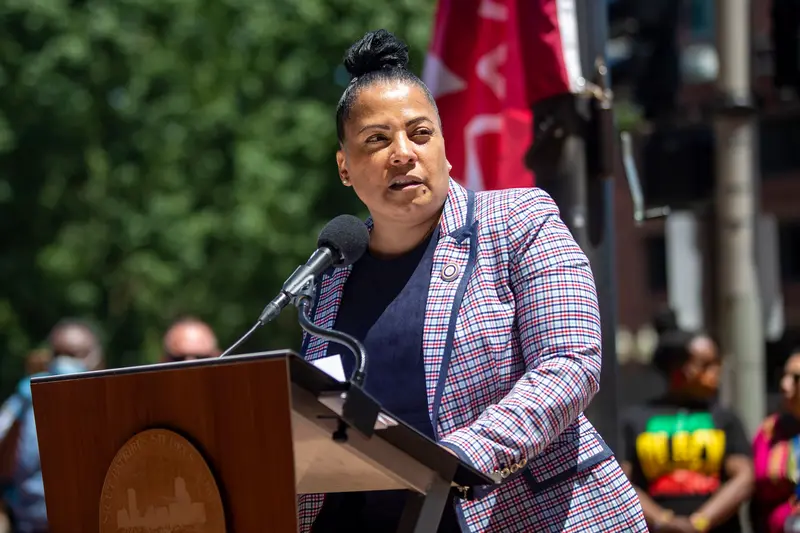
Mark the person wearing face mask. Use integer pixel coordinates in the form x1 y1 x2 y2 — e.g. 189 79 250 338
620 330 754 533
299 29 646 533
751 348 800 532
0 319 104 533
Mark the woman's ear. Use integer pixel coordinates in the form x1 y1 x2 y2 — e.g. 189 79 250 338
336 150 351 186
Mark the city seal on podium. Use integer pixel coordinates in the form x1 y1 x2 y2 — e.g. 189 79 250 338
99 428 226 532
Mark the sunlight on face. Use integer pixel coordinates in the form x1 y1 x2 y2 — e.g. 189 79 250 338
382 83 412 101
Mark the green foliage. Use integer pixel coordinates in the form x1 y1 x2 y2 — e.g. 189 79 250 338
0 0 435 394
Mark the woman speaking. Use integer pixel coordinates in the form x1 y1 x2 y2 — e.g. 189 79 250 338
299 29 646 532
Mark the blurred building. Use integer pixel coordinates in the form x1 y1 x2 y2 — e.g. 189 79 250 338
610 0 800 405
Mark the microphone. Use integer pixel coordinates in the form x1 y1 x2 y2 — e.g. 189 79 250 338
218 215 369 358
257 215 369 324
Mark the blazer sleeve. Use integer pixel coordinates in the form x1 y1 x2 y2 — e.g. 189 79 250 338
439 190 602 476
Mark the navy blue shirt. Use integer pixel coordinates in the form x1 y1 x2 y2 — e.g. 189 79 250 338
312 226 461 532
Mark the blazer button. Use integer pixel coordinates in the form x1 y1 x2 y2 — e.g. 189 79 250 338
500 467 511 478
441 263 460 282
519 458 527 469
510 464 519 473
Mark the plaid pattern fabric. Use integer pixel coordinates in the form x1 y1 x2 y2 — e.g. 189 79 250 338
458 456 645 532
298 180 645 532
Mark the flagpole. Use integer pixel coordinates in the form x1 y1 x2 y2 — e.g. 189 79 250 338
527 0 621 451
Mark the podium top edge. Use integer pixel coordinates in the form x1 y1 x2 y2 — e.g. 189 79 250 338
30 349 300 384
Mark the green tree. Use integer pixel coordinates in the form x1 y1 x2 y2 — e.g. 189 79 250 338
0 0 435 395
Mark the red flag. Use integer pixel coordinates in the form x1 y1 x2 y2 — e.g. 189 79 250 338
423 0 583 191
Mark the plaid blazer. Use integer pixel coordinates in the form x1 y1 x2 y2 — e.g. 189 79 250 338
298 180 644 532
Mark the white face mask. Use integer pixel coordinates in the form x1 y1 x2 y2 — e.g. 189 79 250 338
49 355 89 375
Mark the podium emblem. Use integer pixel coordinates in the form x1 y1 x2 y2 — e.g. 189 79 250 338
99 429 226 532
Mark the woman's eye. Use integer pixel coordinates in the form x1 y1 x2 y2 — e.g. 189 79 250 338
414 129 433 137
366 135 387 143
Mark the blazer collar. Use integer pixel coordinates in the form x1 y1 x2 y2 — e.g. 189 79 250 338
438 179 474 241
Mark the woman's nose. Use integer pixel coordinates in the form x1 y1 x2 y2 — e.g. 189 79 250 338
391 135 417 166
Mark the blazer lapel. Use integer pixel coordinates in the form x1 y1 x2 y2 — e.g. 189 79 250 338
301 266 351 363
423 180 478 440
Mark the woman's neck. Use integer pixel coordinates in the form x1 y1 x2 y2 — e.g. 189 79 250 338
784 405 800 422
369 212 441 258
664 389 713 407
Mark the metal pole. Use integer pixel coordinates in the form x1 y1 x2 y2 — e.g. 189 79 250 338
528 0 620 451
579 0 621 454
714 0 765 438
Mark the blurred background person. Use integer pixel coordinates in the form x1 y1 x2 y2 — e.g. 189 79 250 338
161 317 219 363
0 319 103 533
23 351 51 379
619 306 681 407
751 347 800 533
0 350 50 533
47 319 104 373
620 330 753 532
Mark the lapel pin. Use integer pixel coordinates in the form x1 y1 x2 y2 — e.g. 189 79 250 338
441 263 460 282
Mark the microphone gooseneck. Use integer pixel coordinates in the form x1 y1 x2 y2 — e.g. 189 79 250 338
295 292 367 386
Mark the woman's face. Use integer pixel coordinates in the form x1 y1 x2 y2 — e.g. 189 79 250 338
336 80 451 228
780 353 800 412
682 335 721 398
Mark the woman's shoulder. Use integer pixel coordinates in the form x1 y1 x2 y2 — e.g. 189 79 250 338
476 186 557 215
755 412 799 441
473 187 560 236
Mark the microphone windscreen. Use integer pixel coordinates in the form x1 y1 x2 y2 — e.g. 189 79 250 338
317 214 370 267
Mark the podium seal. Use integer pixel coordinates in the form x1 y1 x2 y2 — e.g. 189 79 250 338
99 428 226 532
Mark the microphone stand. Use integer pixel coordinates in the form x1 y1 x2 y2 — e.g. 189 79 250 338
293 283 373 444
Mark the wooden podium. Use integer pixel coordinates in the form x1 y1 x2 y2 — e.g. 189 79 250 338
30 350 494 532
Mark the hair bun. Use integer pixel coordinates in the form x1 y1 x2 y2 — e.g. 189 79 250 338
343 29 409 79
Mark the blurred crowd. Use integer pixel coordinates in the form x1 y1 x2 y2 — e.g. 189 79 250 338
619 310 800 533
0 317 220 533
3 313 800 532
